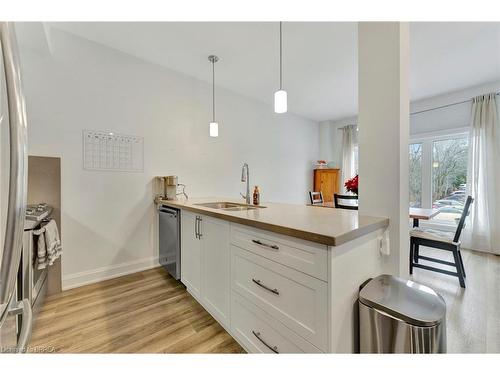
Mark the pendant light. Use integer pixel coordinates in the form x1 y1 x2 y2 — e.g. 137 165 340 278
208 55 219 137
274 21 287 114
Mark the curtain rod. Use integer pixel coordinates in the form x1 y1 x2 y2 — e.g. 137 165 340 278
336 92 500 126
411 92 500 116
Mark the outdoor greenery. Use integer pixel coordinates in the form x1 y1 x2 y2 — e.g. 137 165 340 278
409 137 468 214
432 138 468 202
409 143 422 207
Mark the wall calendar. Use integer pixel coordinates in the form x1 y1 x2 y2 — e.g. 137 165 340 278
83 130 143 172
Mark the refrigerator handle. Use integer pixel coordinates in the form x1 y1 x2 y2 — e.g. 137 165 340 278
8 298 32 352
0 22 28 325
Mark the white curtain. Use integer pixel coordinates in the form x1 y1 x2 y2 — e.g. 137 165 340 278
341 125 358 193
462 93 500 254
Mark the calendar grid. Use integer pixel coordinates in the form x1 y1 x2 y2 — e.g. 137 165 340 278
83 130 143 172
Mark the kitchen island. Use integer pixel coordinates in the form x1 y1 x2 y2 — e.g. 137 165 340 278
155 197 390 353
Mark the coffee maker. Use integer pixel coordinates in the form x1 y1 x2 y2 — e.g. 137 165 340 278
156 176 188 200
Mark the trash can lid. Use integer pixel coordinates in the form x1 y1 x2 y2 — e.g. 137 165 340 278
359 274 446 327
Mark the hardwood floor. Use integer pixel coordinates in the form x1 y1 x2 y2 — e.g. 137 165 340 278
30 267 244 353
411 247 500 353
30 249 499 354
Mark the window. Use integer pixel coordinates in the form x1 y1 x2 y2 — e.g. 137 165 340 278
431 137 469 224
409 143 423 208
409 130 469 227
353 143 359 176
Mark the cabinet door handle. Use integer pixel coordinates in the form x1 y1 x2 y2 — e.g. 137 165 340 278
251 239 279 250
197 216 202 239
194 216 199 239
252 330 279 353
252 278 279 295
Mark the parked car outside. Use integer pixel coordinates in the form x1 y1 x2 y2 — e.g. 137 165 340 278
439 206 464 214
434 199 464 207
433 201 465 219
445 194 466 202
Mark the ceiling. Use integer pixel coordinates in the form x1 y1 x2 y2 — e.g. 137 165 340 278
48 22 500 122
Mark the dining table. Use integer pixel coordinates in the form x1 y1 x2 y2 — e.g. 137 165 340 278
408 207 441 227
308 201 441 227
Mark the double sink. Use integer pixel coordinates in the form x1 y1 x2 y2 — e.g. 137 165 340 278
194 201 266 212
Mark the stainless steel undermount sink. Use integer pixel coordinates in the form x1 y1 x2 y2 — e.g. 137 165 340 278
223 206 258 211
194 201 266 211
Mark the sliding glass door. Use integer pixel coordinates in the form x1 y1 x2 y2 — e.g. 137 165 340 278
409 130 469 228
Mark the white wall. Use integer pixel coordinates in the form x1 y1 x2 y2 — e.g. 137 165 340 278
17 25 319 289
320 80 500 166
319 116 357 168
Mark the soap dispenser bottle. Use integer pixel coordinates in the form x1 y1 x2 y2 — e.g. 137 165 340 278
253 186 260 206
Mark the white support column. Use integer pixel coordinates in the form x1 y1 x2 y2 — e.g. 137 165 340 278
358 22 410 277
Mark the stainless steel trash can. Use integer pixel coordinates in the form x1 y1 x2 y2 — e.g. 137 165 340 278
359 274 446 353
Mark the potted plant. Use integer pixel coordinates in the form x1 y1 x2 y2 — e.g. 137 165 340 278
344 175 358 195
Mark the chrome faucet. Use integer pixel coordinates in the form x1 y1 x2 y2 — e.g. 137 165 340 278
240 163 250 204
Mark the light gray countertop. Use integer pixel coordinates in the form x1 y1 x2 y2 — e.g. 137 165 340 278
155 197 389 246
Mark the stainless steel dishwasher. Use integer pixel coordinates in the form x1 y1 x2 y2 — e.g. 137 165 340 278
158 205 181 280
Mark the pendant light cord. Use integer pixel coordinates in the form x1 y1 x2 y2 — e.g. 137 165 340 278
212 59 216 122
279 21 283 90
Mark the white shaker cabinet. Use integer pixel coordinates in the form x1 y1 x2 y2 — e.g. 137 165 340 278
200 216 231 327
180 211 230 328
180 211 202 299
177 207 386 353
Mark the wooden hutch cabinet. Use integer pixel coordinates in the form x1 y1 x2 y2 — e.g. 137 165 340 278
313 168 340 203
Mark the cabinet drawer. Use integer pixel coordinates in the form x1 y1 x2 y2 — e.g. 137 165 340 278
231 246 328 351
231 292 322 353
230 224 328 281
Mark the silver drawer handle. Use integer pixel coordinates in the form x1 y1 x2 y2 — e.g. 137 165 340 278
252 330 279 353
252 278 279 295
252 239 279 250
197 216 203 239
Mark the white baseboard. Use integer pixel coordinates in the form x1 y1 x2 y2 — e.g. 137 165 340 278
62 256 160 290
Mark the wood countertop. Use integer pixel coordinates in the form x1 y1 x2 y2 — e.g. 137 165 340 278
155 197 389 246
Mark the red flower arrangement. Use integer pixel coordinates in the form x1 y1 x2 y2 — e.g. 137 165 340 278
344 175 358 195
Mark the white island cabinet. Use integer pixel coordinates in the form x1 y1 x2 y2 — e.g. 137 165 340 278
164 198 390 354
181 211 230 329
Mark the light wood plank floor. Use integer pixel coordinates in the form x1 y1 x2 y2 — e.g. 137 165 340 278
31 249 499 354
411 247 500 353
30 267 244 353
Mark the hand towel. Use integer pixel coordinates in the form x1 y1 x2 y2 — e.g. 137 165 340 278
43 219 62 266
35 230 47 269
34 219 62 269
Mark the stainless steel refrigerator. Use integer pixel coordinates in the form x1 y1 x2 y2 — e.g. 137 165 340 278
0 22 30 353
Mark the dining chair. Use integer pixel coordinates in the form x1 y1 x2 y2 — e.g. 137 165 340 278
309 191 324 205
409 195 473 288
333 194 359 210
